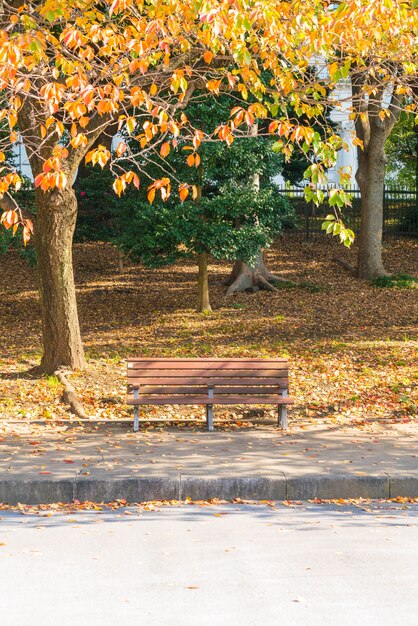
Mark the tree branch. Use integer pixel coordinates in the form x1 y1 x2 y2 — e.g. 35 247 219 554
54 369 87 419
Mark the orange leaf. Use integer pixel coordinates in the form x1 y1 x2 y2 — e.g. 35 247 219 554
160 142 170 157
179 184 189 202
147 188 156 204
203 50 213 64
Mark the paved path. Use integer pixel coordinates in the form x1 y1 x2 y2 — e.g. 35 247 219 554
1 502 418 626
0 422 417 502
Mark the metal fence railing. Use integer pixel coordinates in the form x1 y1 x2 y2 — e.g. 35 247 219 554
277 185 418 240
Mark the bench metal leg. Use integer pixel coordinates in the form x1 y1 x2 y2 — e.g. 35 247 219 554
133 386 139 432
278 405 287 430
278 387 288 430
206 405 214 432
134 406 139 432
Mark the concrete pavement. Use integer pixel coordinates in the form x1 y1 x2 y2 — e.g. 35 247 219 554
1 502 418 626
0 421 417 503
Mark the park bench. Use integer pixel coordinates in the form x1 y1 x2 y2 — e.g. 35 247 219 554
127 358 293 432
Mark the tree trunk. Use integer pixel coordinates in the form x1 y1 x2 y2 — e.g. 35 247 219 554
356 142 387 280
224 253 288 295
197 252 212 313
35 186 86 374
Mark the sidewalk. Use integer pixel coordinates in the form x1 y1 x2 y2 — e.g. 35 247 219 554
0 421 417 504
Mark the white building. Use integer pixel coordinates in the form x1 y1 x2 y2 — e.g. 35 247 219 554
327 79 358 188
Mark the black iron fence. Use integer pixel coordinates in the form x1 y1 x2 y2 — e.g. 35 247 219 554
278 185 418 239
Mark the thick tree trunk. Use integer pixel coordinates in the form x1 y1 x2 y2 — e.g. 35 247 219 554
197 252 212 313
35 186 86 374
356 142 387 280
350 74 402 281
224 253 288 295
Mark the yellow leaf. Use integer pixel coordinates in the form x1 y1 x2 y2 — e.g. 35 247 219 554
126 117 136 134
9 112 17 128
113 177 126 196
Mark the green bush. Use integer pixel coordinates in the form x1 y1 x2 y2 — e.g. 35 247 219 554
371 273 418 289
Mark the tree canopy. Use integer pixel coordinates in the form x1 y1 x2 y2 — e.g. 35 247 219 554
1 1 416 236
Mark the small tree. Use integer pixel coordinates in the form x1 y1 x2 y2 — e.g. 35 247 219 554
115 97 293 311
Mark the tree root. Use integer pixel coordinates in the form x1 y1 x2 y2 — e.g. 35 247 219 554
224 255 296 295
54 368 87 419
332 257 357 276
254 274 278 293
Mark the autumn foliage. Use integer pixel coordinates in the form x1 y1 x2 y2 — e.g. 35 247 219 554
0 0 415 240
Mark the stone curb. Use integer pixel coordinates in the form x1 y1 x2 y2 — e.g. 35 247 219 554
1 472 418 505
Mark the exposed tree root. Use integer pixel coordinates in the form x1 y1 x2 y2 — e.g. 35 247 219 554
332 257 358 276
54 368 87 419
333 257 391 281
224 254 294 295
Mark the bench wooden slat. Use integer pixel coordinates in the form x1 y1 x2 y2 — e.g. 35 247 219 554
128 376 289 388
127 395 294 405
127 369 287 378
128 358 287 363
127 377 288 386
131 386 285 395
131 386 207 395
127 361 286 370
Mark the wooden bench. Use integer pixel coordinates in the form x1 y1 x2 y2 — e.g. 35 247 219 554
127 358 293 432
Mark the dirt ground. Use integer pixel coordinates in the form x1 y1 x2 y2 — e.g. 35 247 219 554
0 234 417 431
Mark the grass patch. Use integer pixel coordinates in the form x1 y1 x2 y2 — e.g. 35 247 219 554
271 279 297 289
371 273 418 289
273 314 286 323
44 374 60 389
299 281 327 293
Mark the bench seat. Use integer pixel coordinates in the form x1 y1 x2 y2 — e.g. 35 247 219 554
127 358 293 431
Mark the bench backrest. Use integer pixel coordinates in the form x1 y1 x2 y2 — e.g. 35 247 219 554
127 358 289 400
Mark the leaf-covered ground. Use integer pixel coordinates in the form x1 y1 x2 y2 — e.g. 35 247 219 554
0 235 417 430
